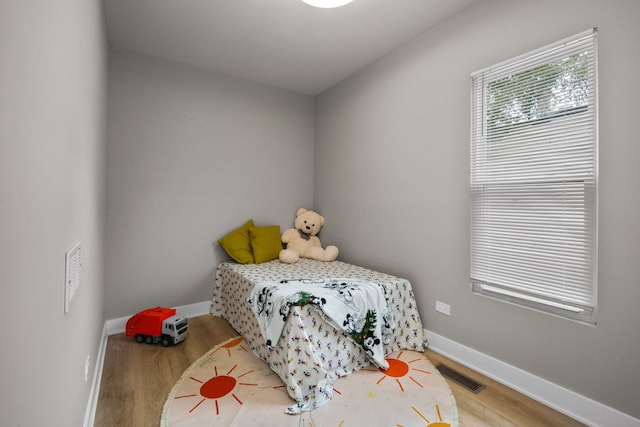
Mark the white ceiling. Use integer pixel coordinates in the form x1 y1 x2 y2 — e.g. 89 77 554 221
104 0 478 95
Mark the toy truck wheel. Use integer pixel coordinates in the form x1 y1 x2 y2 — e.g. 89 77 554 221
145 335 153 344
161 336 171 347
135 334 144 343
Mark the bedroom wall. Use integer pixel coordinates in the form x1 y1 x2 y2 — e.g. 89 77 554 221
315 0 640 420
0 1 107 426
105 49 315 319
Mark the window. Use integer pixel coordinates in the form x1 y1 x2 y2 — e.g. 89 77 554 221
470 29 598 324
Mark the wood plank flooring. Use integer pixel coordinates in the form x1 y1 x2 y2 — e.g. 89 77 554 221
94 315 585 427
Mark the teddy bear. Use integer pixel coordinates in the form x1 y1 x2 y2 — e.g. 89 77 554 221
279 208 339 264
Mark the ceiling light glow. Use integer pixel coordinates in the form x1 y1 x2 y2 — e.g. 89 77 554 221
301 0 354 8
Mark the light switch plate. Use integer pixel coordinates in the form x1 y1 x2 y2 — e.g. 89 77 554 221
64 242 82 314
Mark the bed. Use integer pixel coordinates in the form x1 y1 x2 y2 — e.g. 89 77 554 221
210 258 426 413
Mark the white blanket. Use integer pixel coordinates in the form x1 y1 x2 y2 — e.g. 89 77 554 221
247 278 394 371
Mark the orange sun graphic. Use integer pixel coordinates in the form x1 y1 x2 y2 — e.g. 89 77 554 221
375 352 451 427
175 364 258 414
377 351 432 391
409 404 450 427
173 337 273 416
214 336 245 357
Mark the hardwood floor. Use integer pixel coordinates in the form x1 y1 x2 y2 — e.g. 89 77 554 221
94 315 585 427
424 350 584 427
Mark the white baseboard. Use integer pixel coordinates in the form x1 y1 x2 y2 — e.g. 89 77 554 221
83 323 108 427
85 301 213 426
425 329 640 427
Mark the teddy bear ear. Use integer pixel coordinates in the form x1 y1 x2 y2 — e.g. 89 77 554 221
296 208 307 217
319 215 325 226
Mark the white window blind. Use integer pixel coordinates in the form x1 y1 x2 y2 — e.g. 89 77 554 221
470 29 598 324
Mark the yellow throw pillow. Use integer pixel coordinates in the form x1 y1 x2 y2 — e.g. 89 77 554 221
218 219 255 264
249 225 282 264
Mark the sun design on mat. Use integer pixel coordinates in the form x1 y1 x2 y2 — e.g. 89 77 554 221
376 351 431 391
214 336 245 357
403 404 450 427
173 338 259 415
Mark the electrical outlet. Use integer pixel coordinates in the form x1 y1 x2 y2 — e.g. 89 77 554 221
85 355 91 382
435 300 451 316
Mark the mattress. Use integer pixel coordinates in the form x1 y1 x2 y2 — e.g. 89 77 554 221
210 259 426 412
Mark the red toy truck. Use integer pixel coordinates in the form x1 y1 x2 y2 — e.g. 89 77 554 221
126 307 188 347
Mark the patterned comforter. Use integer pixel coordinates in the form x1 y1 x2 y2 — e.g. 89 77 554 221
210 259 426 413
248 278 394 369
